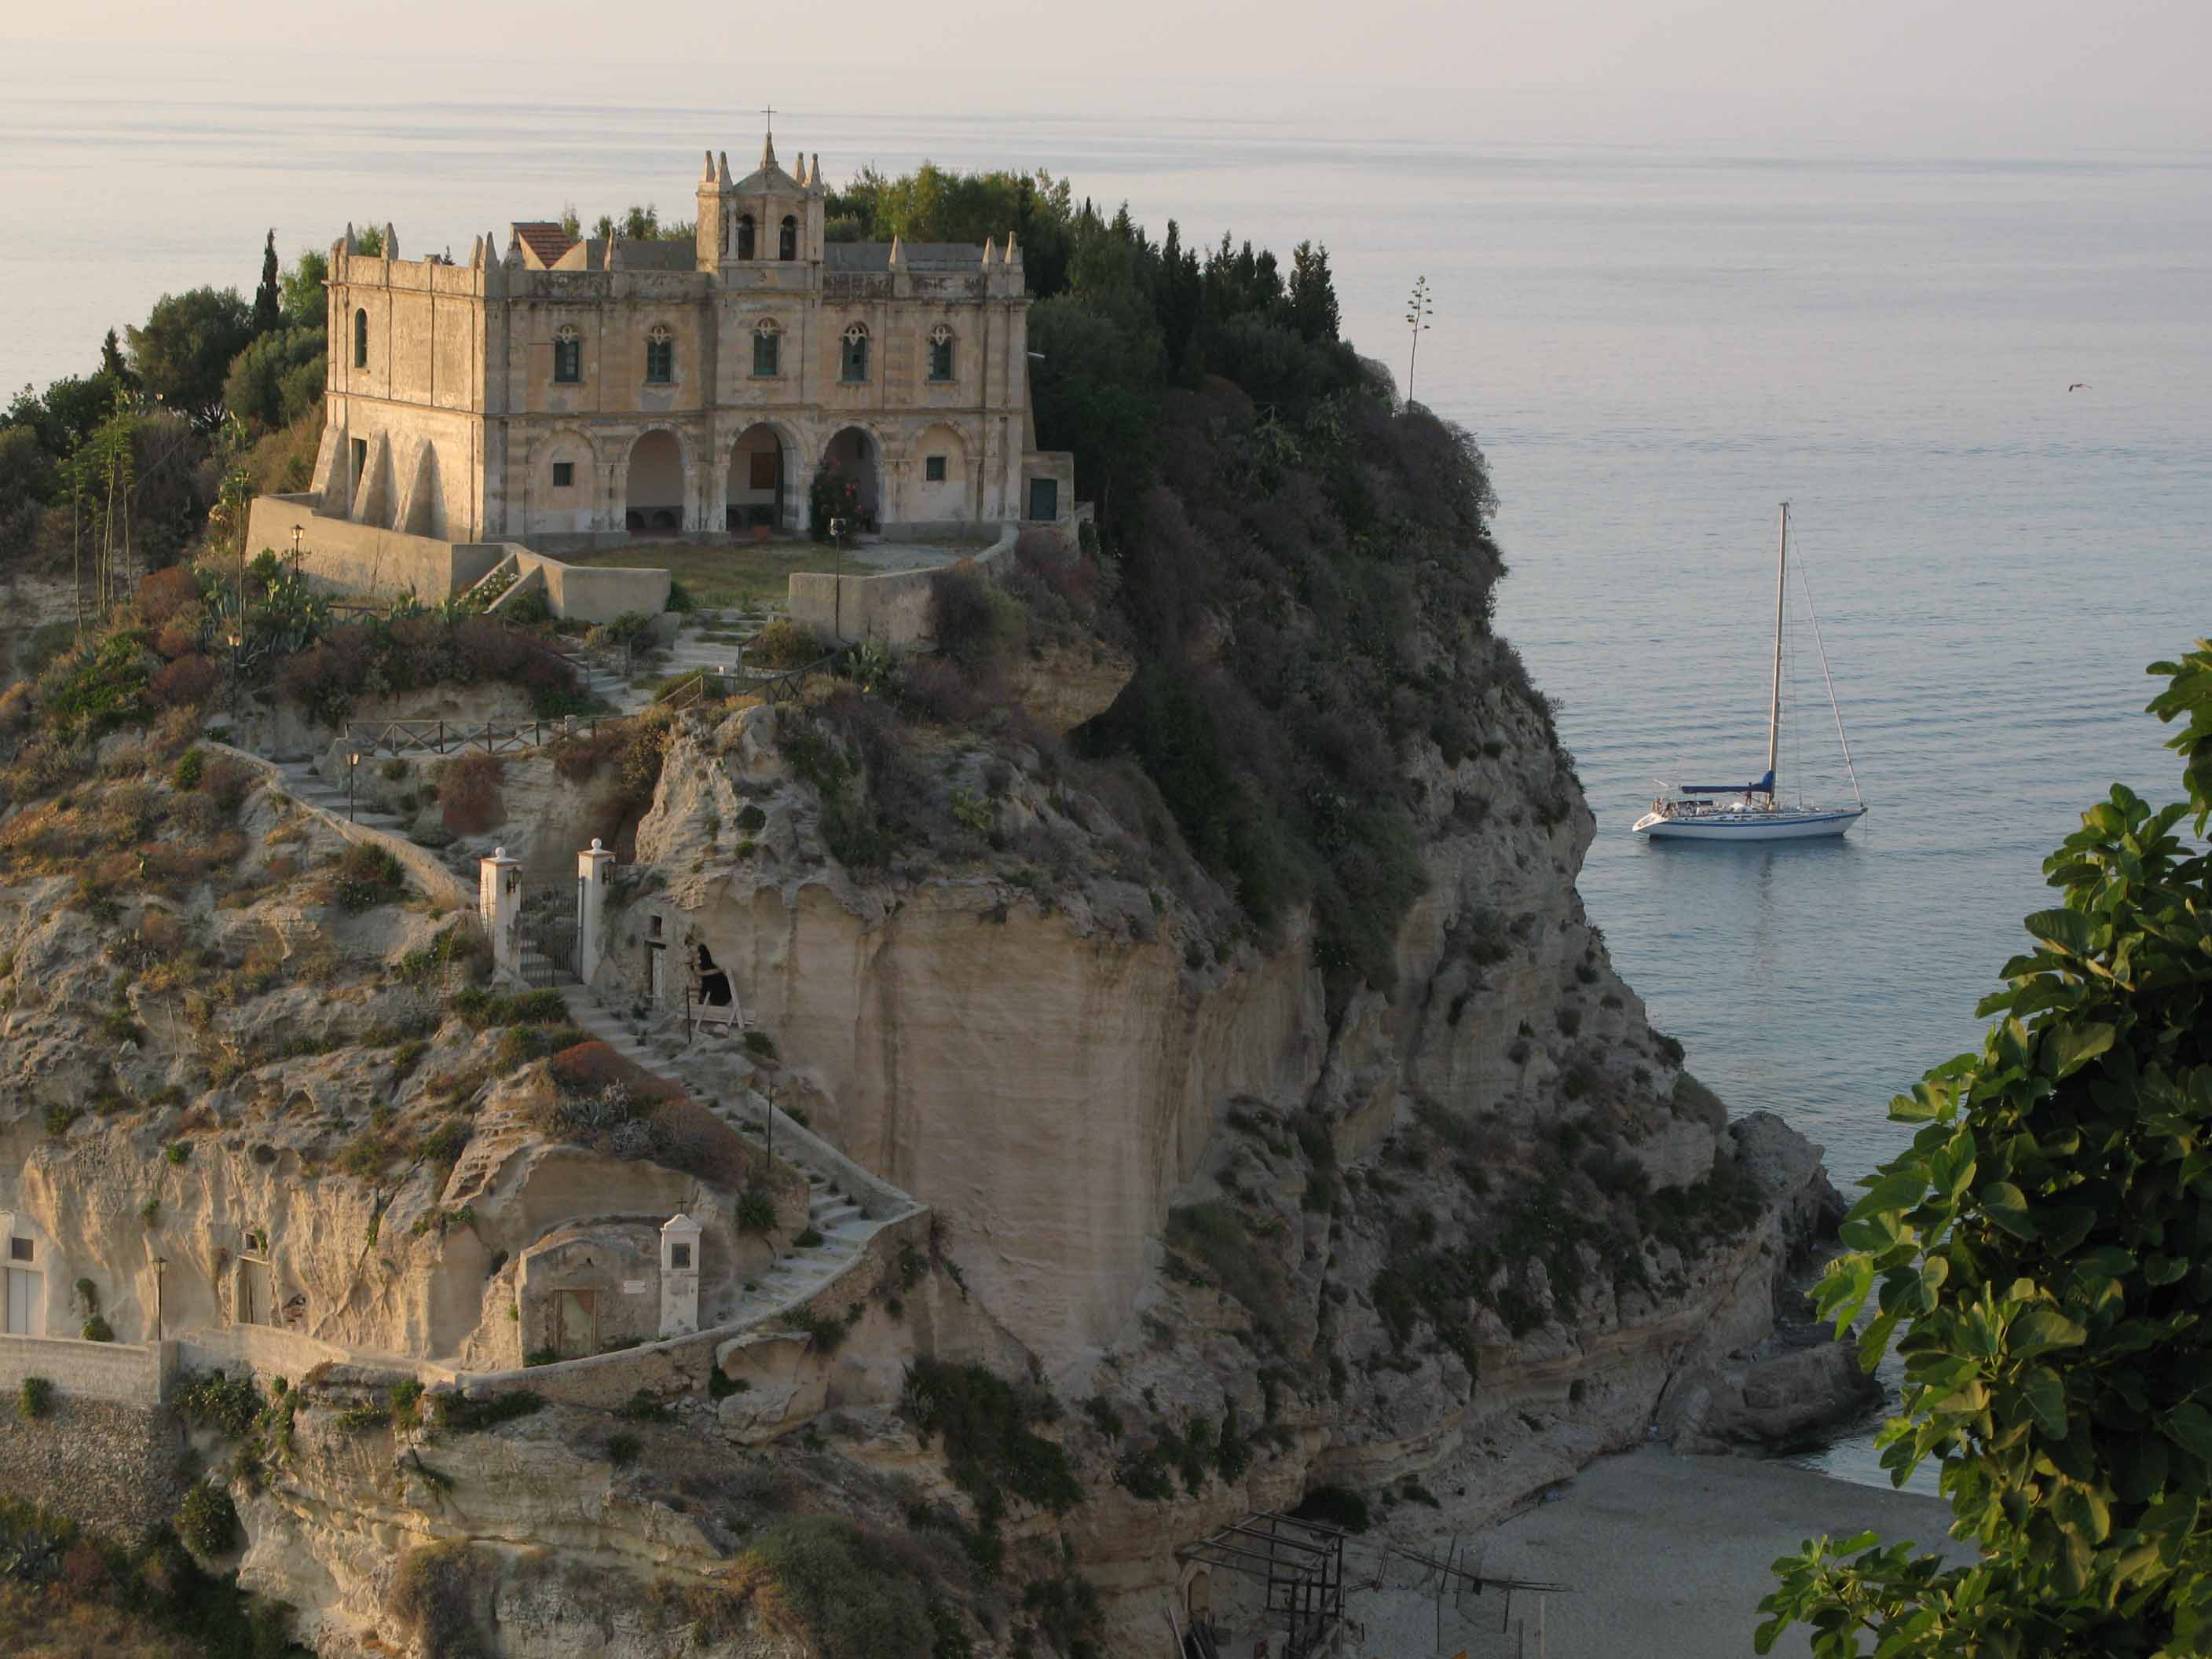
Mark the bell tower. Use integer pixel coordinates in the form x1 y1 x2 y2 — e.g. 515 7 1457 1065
694 148 734 272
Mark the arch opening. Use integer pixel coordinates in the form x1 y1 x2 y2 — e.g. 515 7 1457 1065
818 427 881 529
624 430 685 535
726 423 790 533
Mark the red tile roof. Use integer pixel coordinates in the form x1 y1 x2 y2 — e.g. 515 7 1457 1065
512 222 577 267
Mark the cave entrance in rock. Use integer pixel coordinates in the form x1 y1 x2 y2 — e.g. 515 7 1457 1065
696 943 732 1007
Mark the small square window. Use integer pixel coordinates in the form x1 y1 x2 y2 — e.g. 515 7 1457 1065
552 461 574 488
671 1243 692 1270
8 1237 31 1262
925 455 947 483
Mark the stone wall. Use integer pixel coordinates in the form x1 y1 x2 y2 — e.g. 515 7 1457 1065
786 521 1018 646
251 494 500 602
0 1334 183 1541
0 1390 185 1540
0 1332 174 1405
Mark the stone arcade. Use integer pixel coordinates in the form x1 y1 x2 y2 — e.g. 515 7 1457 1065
311 131 1074 546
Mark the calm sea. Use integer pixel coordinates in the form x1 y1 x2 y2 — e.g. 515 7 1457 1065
5 43 2210 1487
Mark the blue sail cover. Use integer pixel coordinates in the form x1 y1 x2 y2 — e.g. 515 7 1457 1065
1679 770 1774 796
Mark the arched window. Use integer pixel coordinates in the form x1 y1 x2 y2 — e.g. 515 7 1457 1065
645 324 674 385
353 307 368 369
927 323 955 383
753 318 780 378
778 214 797 261
552 324 582 384
736 214 756 260
840 322 869 383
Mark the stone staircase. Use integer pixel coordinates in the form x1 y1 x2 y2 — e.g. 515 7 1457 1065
270 755 409 833
595 606 792 715
557 984 893 1329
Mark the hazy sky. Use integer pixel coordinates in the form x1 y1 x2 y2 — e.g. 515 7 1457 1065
6 0 2209 151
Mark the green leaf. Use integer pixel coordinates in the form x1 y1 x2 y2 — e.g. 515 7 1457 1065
2008 1308 2086 1357
1981 1181 2037 1240
2165 1401 2212 1465
2023 908 2093 956
1855 1170 1933 1215
2043 1020 2116 1080
2019 1366 2068 1438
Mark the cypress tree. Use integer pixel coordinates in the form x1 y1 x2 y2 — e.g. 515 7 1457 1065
253 229 282 335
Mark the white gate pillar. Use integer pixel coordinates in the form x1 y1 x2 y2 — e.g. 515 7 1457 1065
479 846 522 983
577 837 616 987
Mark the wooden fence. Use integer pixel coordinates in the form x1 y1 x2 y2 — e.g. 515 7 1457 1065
340 716 637 756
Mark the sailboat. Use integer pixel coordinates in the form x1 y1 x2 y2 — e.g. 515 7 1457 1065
1632 504 1867 842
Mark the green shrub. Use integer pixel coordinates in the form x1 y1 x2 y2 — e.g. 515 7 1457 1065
606 1431 642 1467
617 1390 675 1424
18 1376 54 1419
738 1515 935 1659
164 1141 191 1165
390 1536 493 1659
793 1225 824 1248
80 1315 115 1342
741 1028 777 1060
901 1357 1081 1514
175 1478 240 1557
430 1390 543 1434
173 1368 262 1438
173 746 205 790
331 841 405 912
735 1188 778 1233
784 1308 848 1354
43 1104 79 1137
1163 1202 1288 1345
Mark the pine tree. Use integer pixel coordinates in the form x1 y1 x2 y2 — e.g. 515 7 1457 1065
253 229 282 335
1288 241 1341 344
98 327 133 387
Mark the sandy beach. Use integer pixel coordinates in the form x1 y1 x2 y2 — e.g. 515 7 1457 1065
1346 1446 1962 1659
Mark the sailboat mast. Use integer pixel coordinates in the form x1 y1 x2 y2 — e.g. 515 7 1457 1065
1765 502 1787 797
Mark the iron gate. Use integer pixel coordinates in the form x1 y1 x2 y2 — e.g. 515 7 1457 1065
516 881 581 987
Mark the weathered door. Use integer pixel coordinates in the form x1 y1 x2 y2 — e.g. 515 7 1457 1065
3 1268 37 1333
1027 476 1059 522
554 1290 596 1359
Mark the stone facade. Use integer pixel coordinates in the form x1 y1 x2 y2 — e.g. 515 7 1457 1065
313 134 1072 547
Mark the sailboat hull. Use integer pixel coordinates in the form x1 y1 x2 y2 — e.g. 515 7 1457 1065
1634 806 1866 841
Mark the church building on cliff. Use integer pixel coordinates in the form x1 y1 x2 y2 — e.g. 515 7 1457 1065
308 132 1073 546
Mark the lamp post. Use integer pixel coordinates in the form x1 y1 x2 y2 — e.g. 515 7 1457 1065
289 522 306 582
225 630 242 726
346 749 361 821
827 516 848 643
152 1254 167 1343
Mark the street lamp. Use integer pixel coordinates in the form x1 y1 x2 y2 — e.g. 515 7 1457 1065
289 522 306 580
347 749 361 821
225 631 243 726
827 516 848 643
152 1254 167 1343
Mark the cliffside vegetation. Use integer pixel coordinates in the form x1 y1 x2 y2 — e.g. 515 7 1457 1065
819 163 1517 994
1762 643 2212 1657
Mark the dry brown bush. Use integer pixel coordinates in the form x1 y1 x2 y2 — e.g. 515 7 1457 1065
437 751 504 834
151 654 222 709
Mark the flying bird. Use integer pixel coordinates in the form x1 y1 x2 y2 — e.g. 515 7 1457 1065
2068 383 2092 392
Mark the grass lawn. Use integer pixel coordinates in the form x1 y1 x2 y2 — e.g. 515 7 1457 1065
561 540 826 611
